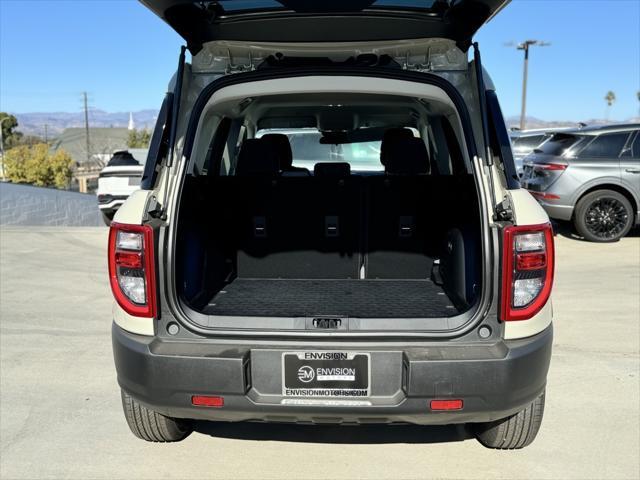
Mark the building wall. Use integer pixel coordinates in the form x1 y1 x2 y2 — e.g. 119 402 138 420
0 183 103 226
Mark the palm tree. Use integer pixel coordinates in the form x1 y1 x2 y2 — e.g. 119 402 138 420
604 91 616 121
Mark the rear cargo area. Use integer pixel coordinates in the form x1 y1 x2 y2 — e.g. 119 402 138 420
173 91 483 325
176 171 480 320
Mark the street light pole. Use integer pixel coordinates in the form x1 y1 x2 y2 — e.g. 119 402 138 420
509 40 550 130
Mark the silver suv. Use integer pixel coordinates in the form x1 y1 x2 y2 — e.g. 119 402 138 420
522 124 640 242
110 0 555 450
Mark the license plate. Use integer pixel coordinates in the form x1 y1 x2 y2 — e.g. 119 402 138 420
282 352 370 398
128 177 141 186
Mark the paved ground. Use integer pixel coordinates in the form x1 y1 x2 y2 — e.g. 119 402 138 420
1 226 638 480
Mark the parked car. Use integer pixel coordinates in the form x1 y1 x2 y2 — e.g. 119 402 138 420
510 130 553 176
110 0 554 450
97 150 145 225
522 124 640 242
509 126 583 177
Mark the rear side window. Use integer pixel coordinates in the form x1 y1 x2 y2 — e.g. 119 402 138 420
622 131 640 158
578 132 630 158
535 133 581 156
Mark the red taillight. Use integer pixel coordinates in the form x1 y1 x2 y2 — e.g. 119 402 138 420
430 399 463 411
501 223 554 321
192 395 224 408
533 163 567 171
108 222 156 318
516 252 547 271
528 191 561 200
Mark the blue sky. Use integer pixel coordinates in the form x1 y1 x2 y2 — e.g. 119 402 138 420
1 0 639 121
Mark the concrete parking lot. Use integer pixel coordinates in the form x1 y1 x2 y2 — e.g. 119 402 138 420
1 226 638 480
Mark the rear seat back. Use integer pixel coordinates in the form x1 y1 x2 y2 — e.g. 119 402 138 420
197 132 475 284
366 133 434 279
234 138 360 278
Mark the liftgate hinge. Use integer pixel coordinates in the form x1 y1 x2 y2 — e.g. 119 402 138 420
494 197 514 222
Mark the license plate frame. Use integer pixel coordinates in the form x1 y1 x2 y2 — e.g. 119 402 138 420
281 351 371 398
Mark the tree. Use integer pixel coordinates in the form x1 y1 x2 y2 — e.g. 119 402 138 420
604 91 616 121
127 129 152 149
4 144 74 189
0 112 23 149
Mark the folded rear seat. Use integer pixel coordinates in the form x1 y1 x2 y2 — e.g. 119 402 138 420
366 132 436 279
235 137 360 279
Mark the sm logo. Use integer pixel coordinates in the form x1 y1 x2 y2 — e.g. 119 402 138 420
297 365 315 383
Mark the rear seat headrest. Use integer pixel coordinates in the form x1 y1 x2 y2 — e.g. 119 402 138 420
380 128 415 167
235 138 280 176
261 133 293 169
384 137 430 175
314 162 351 177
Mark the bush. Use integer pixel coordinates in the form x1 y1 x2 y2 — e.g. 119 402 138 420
4 144 74 189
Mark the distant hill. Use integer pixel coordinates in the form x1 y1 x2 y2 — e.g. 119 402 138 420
14 110 159 137
12 111 639 138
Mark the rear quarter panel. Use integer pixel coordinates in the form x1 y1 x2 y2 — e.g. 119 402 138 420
504 189 553 340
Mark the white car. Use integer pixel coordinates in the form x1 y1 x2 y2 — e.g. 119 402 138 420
97 150 146 225
109 0 554 449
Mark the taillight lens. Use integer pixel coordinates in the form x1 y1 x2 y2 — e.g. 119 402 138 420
108 223 156 318
533 163 567 171
501 223 554 321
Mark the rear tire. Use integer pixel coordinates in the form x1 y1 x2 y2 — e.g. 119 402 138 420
473 391 545 450
120 390 192 442
573 190 633 242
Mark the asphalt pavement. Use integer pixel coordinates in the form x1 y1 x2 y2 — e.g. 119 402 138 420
0 226 638 479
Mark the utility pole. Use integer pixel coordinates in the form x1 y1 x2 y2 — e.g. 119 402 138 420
506 40 550 130
83 92 91 162
44 124 49 145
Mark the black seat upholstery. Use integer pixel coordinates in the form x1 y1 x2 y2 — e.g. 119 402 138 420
366 131 433 278
379 128 415 169
235 138 280 176
383 137 430 175
314 162 351 177
261 133 310 176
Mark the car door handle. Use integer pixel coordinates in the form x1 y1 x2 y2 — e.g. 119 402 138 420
625 168 640 174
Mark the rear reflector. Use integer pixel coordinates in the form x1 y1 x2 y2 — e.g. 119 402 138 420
430 399 463 411
191 395 224 408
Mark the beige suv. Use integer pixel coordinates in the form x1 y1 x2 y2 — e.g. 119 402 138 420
109 0 554 450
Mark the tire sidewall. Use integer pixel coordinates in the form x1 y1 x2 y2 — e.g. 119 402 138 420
574 190 633 242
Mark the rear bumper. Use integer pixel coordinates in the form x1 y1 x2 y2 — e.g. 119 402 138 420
112 323 553 425
97 194 128 212
527 191 574 221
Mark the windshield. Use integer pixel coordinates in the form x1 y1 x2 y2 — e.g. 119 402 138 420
534 133 584 157
258 129 384 171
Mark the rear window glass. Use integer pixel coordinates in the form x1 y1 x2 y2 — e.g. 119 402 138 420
258 129 385 171
512 134 547 149
216 0 442 13
534 134 582 156
578 132 630 158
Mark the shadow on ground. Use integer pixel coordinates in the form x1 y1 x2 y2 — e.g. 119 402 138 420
552 220 640 242
194 421 472 445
